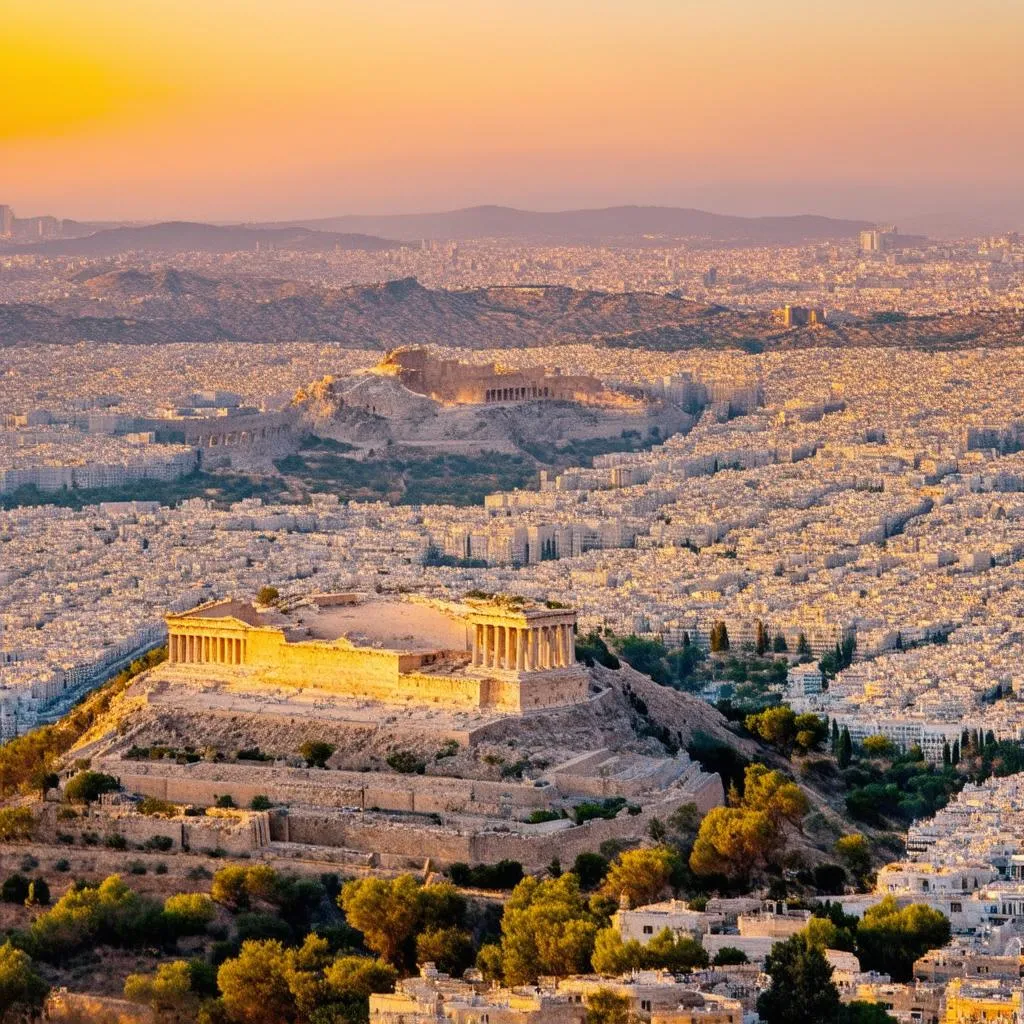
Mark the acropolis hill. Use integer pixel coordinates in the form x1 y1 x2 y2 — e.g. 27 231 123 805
51 592 726 873
294 346 692 455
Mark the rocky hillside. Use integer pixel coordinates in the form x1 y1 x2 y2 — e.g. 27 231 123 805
3 268 1021 350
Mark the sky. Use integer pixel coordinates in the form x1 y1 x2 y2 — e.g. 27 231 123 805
4 0 1024 223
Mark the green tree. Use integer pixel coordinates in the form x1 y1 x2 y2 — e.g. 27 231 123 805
29 770 59 801
839 1002 899 1024
299 741 336 769
755 620 769 656
856 897 951 981
709 621 730 653
0 942 48 1023
712 946 749 965
794 713 828 753
63 770 120 803
745 707 797 752
591 929 645 976
0 875 29 905
256 586 280 606
163 893 217 935
498 874 599 985
124 960 198 1023
643 928 709 972
757 936 841 1024
0 808 34 843
216 940 298 1024
415 927 475 977
599 847 677 908
862 735 896 758
690 766 807 881
835 834 872 887
837 726 853 768
585 987 642 1024
339 875 421 967
573 853 610 890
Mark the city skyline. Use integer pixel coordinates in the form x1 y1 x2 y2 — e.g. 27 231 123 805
4 0 1024 225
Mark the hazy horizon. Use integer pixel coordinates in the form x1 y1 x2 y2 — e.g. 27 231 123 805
5 0 1024 228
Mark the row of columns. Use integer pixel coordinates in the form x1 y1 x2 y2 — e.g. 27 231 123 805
484 386 550 403
471 622 574 672
169 632 246 666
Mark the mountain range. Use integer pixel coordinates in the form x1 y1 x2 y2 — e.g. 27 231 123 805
0 222 401 257
268 205 872 244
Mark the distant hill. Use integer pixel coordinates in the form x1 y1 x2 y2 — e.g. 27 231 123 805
2 268 1021 351
1 221 401 257
271 204 872 244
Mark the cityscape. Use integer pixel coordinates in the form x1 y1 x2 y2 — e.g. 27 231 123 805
4 1 1024 1022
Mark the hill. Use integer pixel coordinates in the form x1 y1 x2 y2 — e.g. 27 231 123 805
273 204 871 244
1 221 401 256
2 269 1022 349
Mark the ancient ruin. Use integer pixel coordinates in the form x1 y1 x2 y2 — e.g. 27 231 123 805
372 346 637 408
165 593 588 713
55 592 725 873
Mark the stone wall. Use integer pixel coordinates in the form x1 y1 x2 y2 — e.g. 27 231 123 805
37 803 269 856
272 772 723 872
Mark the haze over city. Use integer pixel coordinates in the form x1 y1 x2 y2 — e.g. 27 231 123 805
5 0 1024 230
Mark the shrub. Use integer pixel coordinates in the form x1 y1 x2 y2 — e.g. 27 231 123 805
53 860 70 873
26 879 50 907
250 795 272 811
138 797 178 817
526 809 561 824
1 874 31 904
447 860 523 890
103 834 128 851
164 893 216 935
214 795 236 809
64 771 120 804
299 741 336 768
144 835 174 852
574 797 626 824
0 807 36 842
128 861 148 875
573 852 610 890
386 750 426 775
256 586 279 606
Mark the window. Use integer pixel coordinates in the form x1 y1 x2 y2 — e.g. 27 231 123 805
643 925 653 934
951 902 962 914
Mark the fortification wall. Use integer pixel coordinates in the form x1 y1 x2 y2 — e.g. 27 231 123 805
273 773 723 872
100 759 554 816
36 803 268 856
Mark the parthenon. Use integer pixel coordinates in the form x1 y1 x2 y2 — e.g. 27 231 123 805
468 611 576 672
165 593 589 713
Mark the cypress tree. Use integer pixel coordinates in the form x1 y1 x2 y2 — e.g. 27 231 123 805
942 741 951 767
952 739 960 765
837 726 853 768
830 719 840 753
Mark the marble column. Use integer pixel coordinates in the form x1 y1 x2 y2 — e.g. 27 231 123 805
517 628 527 672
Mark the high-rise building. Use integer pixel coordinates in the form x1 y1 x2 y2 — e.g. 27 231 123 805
0 205 13 238
702 266 718 286
860 225 900 253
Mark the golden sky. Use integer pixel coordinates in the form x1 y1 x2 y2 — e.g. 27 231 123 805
4 0 1023 220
